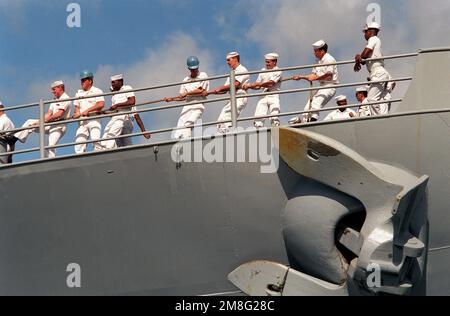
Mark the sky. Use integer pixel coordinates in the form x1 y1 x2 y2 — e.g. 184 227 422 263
1 0 449 162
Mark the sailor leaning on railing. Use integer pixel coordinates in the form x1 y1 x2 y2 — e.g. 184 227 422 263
354 22 394 115
0 21 400 165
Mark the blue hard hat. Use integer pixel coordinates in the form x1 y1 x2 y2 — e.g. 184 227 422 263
187 56 200 70
80 70 94 80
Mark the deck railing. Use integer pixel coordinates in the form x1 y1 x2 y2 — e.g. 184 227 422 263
0 52 420 165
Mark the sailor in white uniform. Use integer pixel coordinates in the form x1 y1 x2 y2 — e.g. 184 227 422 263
101 74 150 149
13 81 71 158
165 56 210 139
244 53 282 128
73 70 105 153
289 40 339 123
355 86 373 117
206 52 250 133
0 101 15 164
323 95 355 121
354 22 392 115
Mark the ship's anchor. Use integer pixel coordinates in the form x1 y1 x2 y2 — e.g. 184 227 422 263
228 128 429 296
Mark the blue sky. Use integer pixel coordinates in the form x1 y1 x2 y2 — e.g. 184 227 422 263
1 0 449 162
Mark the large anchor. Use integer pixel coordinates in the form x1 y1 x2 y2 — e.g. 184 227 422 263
228 128 429 296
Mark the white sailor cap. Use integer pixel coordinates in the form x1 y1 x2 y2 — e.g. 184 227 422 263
356 86 368 93
51 80 64 88
110 74 124 81
312 40 326 50
335 95 347 102
363 22 380 31
264 53 279 60
0 100 3 107
226 52 239 59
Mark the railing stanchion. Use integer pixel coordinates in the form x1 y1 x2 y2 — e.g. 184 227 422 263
39 99 45 159
229 69 238 131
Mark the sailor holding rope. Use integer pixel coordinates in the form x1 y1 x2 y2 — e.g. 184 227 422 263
100 74 150 149
73 70 105 153
244 53 282 128
206 52 250 133
289 40 339 124
165 56 210 140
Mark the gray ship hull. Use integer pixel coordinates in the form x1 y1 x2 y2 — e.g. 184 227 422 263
0 140 295 295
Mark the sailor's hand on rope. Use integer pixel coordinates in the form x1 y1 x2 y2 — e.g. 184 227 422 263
354 54 363 72
143 132 151 139
355 54 363 63
253 83 263 90
293 75 310 82
201 90 209 97
292 75 312 83
72 113 81 119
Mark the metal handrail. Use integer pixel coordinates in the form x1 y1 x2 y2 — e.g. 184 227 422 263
6 105 450 164
0 79 408 157
243 52 418 76
43 95 231 128
2 51 418 112
2 104 450 171
40 77 411 129
38 52 417 104
237 99 403 123
46 104 450 151
0 146 40 158
0 51 417 164
235 77 412 100
41 99 404 153
1 98 402 157
2 101 40 112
